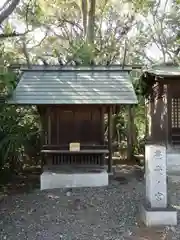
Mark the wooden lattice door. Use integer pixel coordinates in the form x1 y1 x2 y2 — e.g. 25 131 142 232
171 98 180 144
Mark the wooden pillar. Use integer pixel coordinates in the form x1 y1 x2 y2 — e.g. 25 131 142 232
167 84 171 145
108 105 113 173
47 107 51 145
100 106 105 165
127 105 133 161
145 100 148 138
47 107 52 166
100 106 105 144
37 106 45 172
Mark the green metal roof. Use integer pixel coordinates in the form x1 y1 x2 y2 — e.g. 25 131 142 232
144 65 180 77
8 66 137 105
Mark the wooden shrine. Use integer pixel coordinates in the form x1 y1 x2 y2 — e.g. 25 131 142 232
141 64 180 146
8 65 137 172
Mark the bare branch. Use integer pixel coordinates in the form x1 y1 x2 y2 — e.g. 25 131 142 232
0 0 11 12
0 30 29 38
163 0 169 12
41 24 69 41
153 0 161 16
174 46 180 57
21 36 31 68
24 0 32 33
122 40 128 67
136 50 154 64
0 0 20 24
57 18 83 32
29 31 48 50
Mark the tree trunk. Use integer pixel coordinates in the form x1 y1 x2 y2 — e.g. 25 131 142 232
0 0 20 24
87 0 96 44
81 0 88 36
21 37 31 68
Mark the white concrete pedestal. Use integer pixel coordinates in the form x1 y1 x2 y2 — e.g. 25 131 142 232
140 203 177 227
40 167 108 190
140 144 177 226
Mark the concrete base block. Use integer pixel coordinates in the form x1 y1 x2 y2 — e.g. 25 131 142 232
40 170 108 190
140 203 177 227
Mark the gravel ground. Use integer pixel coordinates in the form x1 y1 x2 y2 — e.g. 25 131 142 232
0 168 180 240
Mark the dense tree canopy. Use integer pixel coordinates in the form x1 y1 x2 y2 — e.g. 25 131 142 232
0 0 178 66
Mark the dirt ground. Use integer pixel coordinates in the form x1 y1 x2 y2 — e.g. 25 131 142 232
0 165 178 240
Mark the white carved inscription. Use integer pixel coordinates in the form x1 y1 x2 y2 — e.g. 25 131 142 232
145 144 167 209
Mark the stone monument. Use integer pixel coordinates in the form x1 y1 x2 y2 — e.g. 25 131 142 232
140 144 177 226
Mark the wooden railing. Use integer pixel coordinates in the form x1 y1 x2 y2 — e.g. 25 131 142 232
41 144 108 166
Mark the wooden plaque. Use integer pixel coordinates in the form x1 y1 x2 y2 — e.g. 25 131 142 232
69 142 80 151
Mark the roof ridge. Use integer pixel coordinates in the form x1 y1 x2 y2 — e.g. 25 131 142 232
9 64 143 71
21 66 132 72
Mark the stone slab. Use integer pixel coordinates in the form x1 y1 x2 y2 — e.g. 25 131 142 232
145 144 167 208
40 170 109 190
140 203 177 227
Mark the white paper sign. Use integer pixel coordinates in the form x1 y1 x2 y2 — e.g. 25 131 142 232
69 142 80 152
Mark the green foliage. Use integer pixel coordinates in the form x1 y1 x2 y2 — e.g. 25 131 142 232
0 70 41 180
0 71 17 96
67 40 96 64
112 109 127 144
126 0 155 13
16 0 45 26
0 106 40 169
